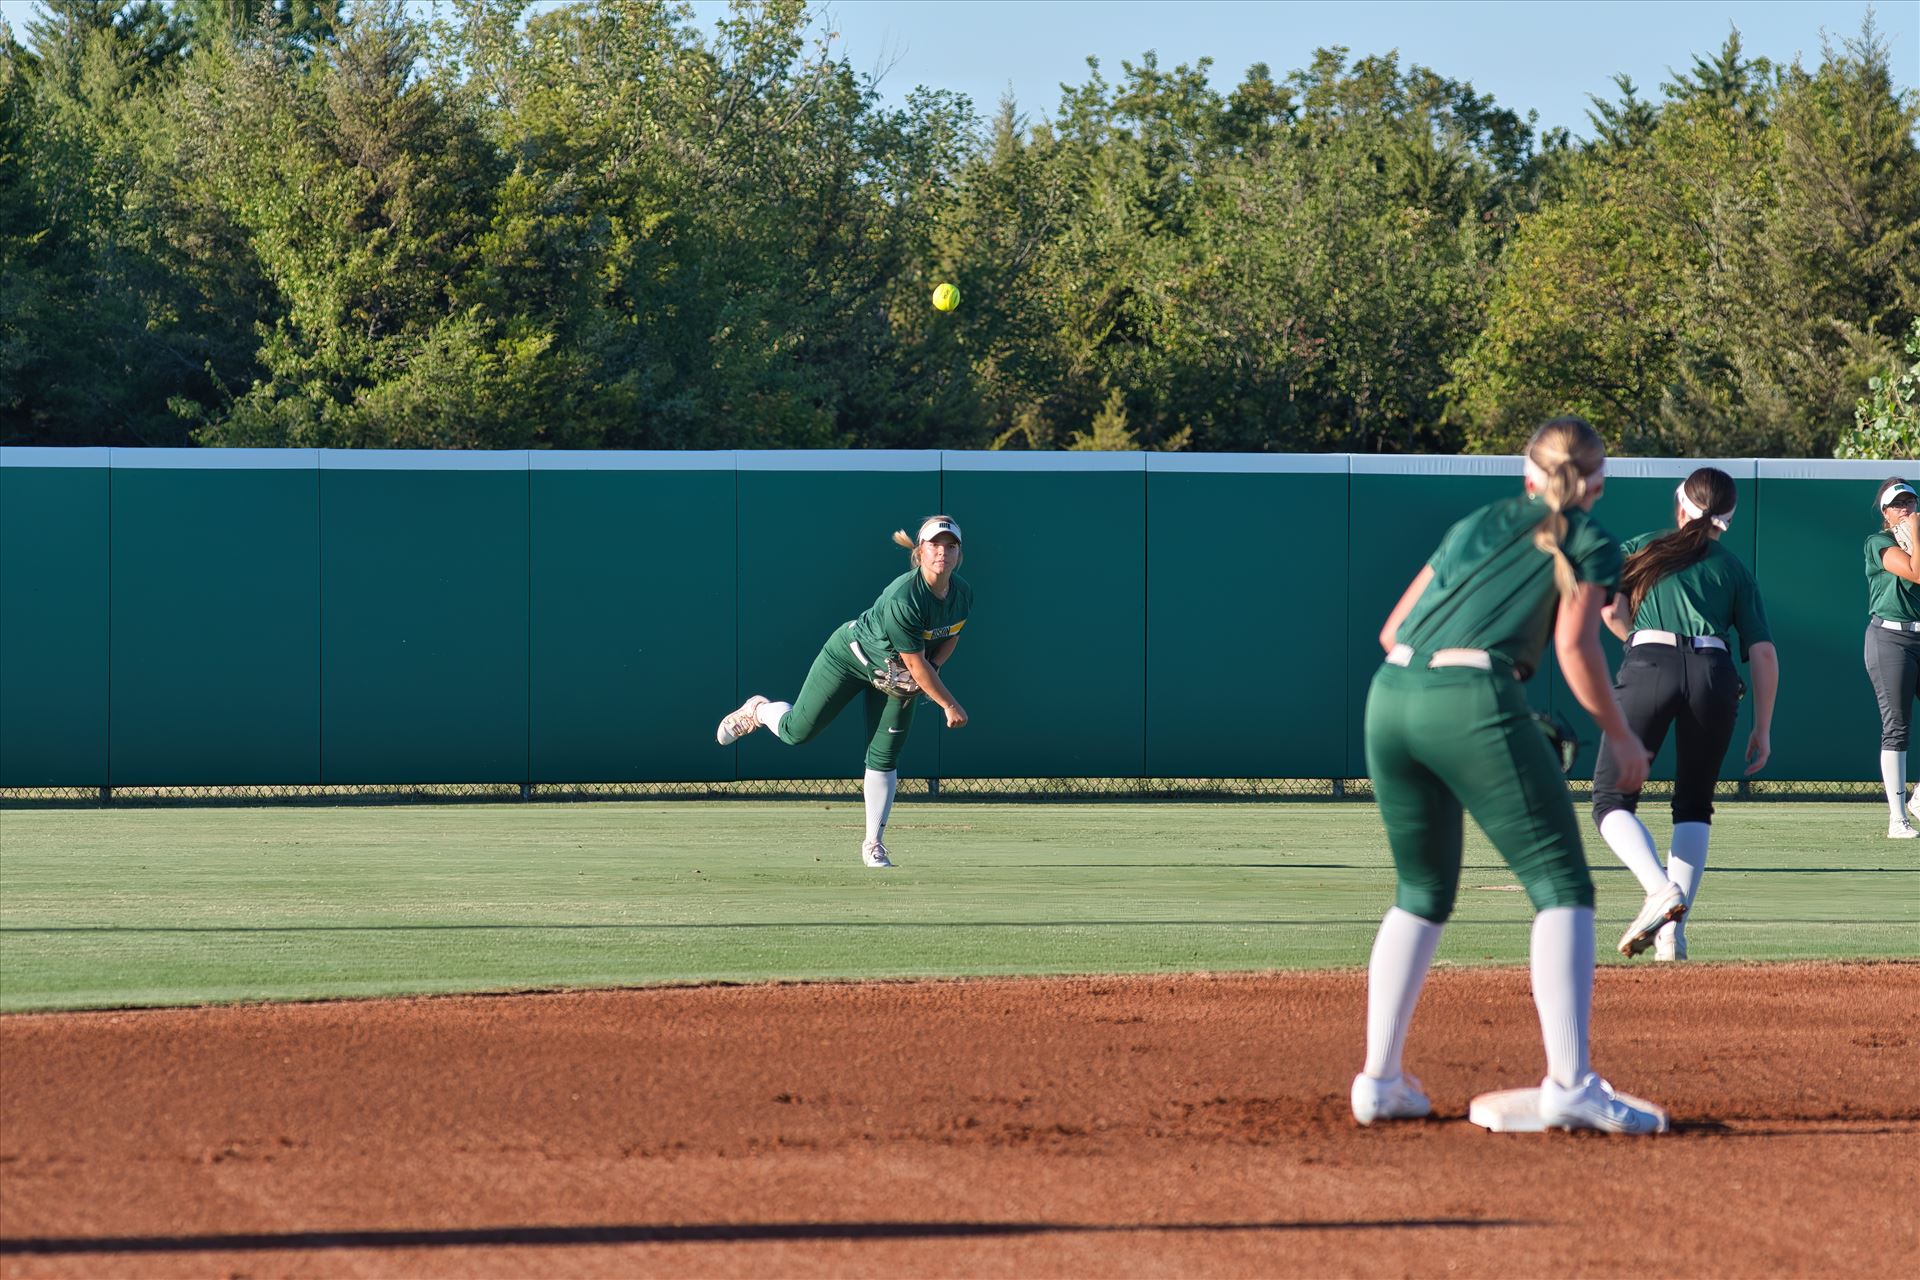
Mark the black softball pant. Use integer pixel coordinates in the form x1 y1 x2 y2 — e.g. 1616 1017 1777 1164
1592 644 1741 827
1864 623 1920 751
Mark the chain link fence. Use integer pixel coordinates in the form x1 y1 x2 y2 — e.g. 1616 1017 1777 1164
0 777 1885 808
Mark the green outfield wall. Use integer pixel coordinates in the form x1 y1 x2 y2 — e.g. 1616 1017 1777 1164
0 448 1896 787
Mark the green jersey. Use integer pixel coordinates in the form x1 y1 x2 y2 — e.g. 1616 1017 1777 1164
1865 531 1920 622
1620 532 1771 660
1398 494 1622 677
850 569 973 662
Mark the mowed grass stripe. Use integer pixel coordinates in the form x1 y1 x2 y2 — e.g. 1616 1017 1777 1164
1 802 1913 1010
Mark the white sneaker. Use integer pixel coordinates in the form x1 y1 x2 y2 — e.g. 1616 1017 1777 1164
861 839 895 869
1351 1071 1431 1125
1618 882 1687 958
715 695 768 746
1890 817 1919 840
1653 922 1686 962
1538 1072 1669 1134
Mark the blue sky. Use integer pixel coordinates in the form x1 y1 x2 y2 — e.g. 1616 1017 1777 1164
5 1 1912 141
684 0 1914 140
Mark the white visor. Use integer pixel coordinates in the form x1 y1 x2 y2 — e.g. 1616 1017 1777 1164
1879 482 1917 509
917 517 962 544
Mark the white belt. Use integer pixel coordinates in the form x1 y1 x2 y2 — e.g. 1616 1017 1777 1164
1629 629 1727 652
1386 643 1493 671
1876 618 1920 633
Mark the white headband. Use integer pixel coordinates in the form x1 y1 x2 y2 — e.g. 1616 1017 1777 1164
917 517 962 544
1676 482 1732 532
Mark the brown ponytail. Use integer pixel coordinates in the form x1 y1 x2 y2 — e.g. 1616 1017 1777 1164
1618 467 1737 618
1526 417 1608 601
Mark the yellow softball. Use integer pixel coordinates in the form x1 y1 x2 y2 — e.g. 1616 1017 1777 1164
931 282 960 312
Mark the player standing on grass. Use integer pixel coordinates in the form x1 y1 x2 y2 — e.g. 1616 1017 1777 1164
1864 478 1920 838
1351 417 1668 1134
716 517 972 869
1592 467 1780 962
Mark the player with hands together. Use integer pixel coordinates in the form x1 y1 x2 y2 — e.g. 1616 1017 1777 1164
1864 478 1920 838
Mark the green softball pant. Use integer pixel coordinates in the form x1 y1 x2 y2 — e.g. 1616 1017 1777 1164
775 624 920 771
1364 661 1595 923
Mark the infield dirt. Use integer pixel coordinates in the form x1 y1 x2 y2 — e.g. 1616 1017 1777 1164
3 963 1915 1278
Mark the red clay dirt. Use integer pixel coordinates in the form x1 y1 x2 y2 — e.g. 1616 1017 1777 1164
2 963 1915 1279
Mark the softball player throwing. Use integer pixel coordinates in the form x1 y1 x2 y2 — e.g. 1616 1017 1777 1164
716 516 972 868
1593 467 1779 961
1864 478 1920 838
1352 417 1667 1134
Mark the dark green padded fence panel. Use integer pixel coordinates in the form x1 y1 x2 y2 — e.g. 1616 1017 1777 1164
109 451 321 785
1753 460 1902 783
1146 455 1348 776
1345 458 1549 778
1543 459 1760 782
938 453 1146 778
530 454 736 783
320 453 529 784
0 450 108 786
734 453 942 780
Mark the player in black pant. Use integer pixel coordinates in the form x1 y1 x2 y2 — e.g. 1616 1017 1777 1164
1863 478 1920 837
1591 467 1779 961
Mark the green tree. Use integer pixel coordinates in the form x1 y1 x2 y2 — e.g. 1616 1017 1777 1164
1835 317 1920 460
1450 22 1920 456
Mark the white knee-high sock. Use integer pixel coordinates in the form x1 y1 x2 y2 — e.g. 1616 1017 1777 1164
1882 750 1907 820
1530 907 1594 1089
1599 810 1669 895
1361 908 1445 1079
863 769 897 845
755 699 791 738
1667 821 1710 945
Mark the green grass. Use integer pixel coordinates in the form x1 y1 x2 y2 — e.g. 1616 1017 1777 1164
1 801 1914 1011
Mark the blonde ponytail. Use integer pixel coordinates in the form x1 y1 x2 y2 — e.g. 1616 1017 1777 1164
1525 417 1607 602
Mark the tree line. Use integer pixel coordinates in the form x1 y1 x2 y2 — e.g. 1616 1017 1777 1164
2 0 1915 456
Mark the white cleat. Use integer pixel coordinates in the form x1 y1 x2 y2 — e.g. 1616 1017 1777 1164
1351 1071 1432 1125
1538 1072 1669 1134
1618 882 1687 957
1653 922 1686 962
716 696 768 746
1890 818 1919 840
861 839 895 869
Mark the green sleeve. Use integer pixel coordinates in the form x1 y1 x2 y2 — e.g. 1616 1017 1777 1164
881 598 924 655
1733 571 1772 661
1425 514 1468 572
1867 531 1897 577
1574 521 1624 593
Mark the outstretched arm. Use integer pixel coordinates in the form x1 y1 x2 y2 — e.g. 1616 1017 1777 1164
900 651 967 728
